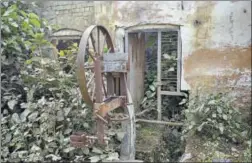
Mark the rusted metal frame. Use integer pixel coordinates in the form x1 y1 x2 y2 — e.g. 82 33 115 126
94 56 105 144
157 31 162 120
77 25 97 106
76 25 114 106
94 96 126 117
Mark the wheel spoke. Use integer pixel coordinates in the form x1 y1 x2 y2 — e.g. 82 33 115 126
87 74 95 87
90 33 97 53
84 63 94 69
102 74 107 98
91 83 96 101
101 33 107 55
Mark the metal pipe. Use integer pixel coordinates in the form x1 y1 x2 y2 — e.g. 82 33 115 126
135 119 184 126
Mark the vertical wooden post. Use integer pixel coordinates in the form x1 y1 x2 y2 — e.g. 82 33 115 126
177 28 181 92
94 57 105 144
157 31 162 120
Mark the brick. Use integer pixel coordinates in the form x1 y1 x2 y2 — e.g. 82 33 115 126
55 5 64 10
84 7 89 12
73 12 83 17
89 6 94 11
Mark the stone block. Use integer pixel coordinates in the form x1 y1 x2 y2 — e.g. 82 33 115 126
84 7 90 12
55 5 64 10
89 6 94 11
72 12 83 17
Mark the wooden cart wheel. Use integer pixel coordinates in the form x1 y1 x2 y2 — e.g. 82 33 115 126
76 25 114 106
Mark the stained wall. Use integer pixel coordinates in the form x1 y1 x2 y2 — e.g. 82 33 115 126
41 1 251 111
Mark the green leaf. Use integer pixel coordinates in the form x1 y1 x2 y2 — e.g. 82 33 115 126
141 97 147 104
208 100 216 105
57 110 64 121
30 18 41 28
22 21 29 29
10 21 18 28
105 152 119 161
45 154 61 161
219 123 224 134
8 100 17 110
28 111 38 121
64 107 72 116
59 51 65 57
222 114 227 120
92 147 103 154
2 4 17 17
116 132 125 142
12 113 21 123
20 109 31 122
217 107 222 114
64 129 72 135
149 85 155 91
2 24 11 33
5 133 12 143
31 144 41 151
63 147 75 153
25 59 32 64
204 107 210 113
28 13 39 20
19 10 27 17
168 67 175 72
197 122 207 132
212 113 216 118
89 155 101 162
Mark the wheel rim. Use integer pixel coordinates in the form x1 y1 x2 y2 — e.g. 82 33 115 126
76 25 114 106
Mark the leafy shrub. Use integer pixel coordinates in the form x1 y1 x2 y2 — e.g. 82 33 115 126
183 93 250 143
1 0 54 117
1 47 120 162
1 1 120 162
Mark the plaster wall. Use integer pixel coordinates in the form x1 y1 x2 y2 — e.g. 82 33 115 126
41 1 251 111
95 1 251 111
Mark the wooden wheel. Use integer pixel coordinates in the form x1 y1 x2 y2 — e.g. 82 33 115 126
76 25 114 106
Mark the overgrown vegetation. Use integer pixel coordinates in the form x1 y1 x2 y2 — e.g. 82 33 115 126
1 1 119 162
183 93 250 142
182 92 251 162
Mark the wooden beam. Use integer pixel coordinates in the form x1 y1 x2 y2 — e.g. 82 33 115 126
160 91 187 96
135 119 184 126
157 31 162 120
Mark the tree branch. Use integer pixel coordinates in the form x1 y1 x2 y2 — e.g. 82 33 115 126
135 108 155 117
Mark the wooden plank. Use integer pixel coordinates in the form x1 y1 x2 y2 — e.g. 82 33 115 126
160 91 187 96
103 53 128 61
102 61 127 72
107 73 114 96
157 31 162 120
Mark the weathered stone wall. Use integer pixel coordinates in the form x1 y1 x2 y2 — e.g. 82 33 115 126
39 1 94 31
98 1 251 112
41 1 251 111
